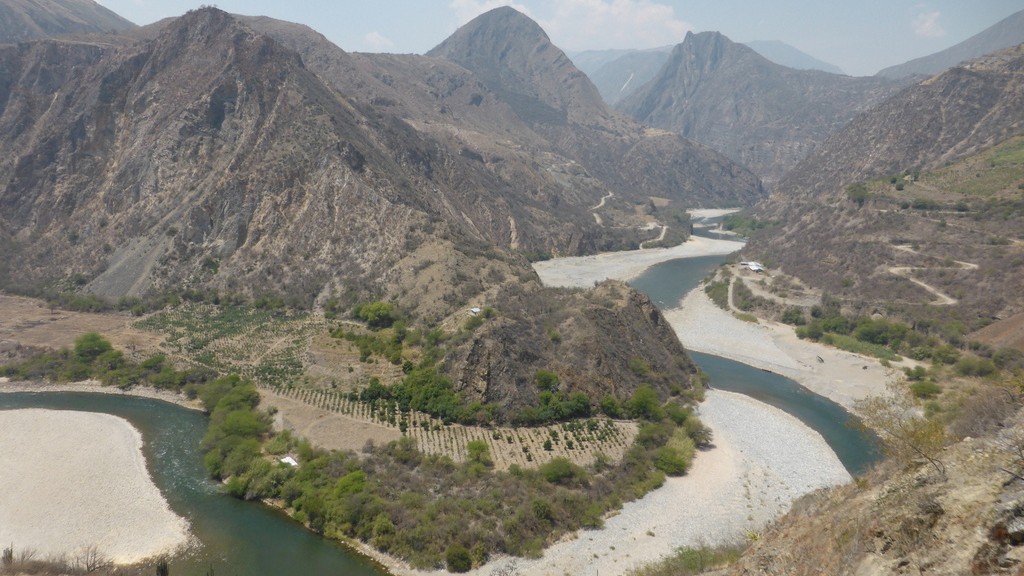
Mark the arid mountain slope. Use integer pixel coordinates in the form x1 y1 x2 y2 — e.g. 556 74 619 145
744 47 1024 337
426 7 763 209
776 44 1024 201
877 8 1024 79
0 8 705 416
0 0 134 43
617 32 902 185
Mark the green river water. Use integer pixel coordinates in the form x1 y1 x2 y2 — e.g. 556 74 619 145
0 234 880 573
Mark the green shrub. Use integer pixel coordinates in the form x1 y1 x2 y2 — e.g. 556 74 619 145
627 385 664 421
539 458 581 485
354 301 396 329
910 380 942 399
73 332 113 363
781 306 806 326
954 357 997 377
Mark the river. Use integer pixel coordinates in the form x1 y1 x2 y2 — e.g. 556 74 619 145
0 392 385 576
0 225 879 573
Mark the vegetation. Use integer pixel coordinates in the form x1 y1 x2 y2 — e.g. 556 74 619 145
0 332 215 393
625 543 746 576
721 214 776 237
855 384 948 477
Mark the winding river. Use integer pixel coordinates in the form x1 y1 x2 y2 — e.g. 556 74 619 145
0 225 880 572
628 234 881 475
0 392 385 576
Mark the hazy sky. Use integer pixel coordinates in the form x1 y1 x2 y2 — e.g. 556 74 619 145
95 0 1024 76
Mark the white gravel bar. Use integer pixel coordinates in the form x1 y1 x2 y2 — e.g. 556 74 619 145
0 409 191 564
533 235 745 288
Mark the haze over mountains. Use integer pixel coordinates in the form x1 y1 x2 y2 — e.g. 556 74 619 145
571 39 844 106
877 8 1024 79
616 31 902 184
0 0 133 43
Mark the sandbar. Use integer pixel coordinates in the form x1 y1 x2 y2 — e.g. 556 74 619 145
0 408 191 564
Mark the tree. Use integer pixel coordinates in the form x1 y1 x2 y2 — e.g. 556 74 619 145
355 301 396 329
626 385 664 421
73 332 113 363
466 439 492 467
534 369 559 392
855 384 947 477
446 544 472 573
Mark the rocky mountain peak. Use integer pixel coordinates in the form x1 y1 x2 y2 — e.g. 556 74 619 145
618 31 902 185
427 7 605 125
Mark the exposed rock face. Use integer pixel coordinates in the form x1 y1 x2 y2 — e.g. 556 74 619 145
0 7 708 411
774 44 1024 201
445 281 699 419
877 9 1024 79
426 7 764 209
0 0 134 43
616 31 903 185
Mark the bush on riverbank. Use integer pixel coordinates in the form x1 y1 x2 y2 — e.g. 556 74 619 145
0 333 216 393
220 386 713 569
2 338 714 571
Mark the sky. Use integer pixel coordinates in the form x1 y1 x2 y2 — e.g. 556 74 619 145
95 0 1024 76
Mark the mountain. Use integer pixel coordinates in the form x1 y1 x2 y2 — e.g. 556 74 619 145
616 31 902 185
0 7 721 417
0 0 135 43
425 7 763 208
877 9 1024 79
583 48 672 105
776 44 1024 201
573 41 843 106
745 40 844 74
743 45 1024 331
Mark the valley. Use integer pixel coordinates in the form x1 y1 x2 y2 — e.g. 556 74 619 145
2 2 1024 576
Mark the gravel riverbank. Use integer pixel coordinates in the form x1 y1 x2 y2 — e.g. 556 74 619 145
0 409 192 564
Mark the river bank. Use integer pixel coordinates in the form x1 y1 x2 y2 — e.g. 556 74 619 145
0 408 192 565
0 377 204 411
664 289 893 413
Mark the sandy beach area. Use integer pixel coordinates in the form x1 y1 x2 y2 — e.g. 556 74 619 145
533 235 744 289
0 409 191 564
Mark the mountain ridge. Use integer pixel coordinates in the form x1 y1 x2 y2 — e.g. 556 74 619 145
877 8 1024 78
616 31 902 185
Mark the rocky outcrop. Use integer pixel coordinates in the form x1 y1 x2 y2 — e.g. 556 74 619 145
445 281 700 419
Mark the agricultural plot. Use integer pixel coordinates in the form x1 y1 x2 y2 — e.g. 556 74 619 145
135 304 320 387
134 303 639 470
272 385 638 470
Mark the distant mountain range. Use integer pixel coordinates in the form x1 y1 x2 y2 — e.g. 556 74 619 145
876 8 1024 78
570 39 844 105
0 0 134 43
615 32 902 184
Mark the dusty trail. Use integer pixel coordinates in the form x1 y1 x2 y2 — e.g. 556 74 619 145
887 244 977 306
